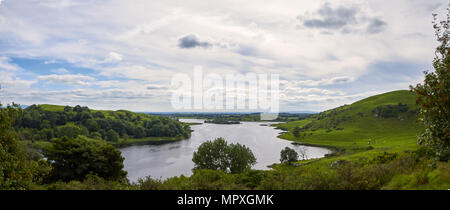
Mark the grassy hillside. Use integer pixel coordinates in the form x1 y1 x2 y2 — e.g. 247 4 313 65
39 104 150 120
39 104 66 112
275 90 422 152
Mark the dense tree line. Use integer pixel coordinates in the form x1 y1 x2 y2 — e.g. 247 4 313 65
15 105 191 143
1 104 128 188
372 103 409 118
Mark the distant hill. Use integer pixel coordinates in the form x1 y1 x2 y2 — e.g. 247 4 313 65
38 104 66 112
0 104 28 109
280 111 318 114
275 90 422 151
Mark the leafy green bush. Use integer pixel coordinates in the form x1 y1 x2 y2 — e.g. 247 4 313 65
410 10 450 161
192 138 256 173
280 147 299 165
46 174 130 190
44 136 127 182
384 161 450 190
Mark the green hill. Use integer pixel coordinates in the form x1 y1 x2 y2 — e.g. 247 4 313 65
18 104 192 148
275 90 422 152
38 104 66 112
39 104 147 119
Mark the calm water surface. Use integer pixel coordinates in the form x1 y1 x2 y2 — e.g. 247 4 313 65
119 119 331 182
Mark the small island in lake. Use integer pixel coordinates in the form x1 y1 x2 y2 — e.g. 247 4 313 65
204 118 241 124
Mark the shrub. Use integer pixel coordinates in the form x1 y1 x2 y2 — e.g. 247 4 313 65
410 10 450 160
280 147 299 165
44 136 127 182
0 104 51 189
46 174 129 190
192 138 256 174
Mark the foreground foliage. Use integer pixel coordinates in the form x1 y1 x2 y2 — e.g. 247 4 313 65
410 11 450 161
133 149 449 190
0 104 50 189
44 136 128 182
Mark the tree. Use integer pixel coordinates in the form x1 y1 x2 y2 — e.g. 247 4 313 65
73 105 83 113
134 126 146 138
41 119 51 129
192 138 257 173
298 146 308 160
93 111 105 118
193 138 229 172
0 103 50 189
280 147 299 165
89 132 103 140
57 124 88 138
410 9 450 160
293 126 301 138
63 105 72 112
105 129 119 142
228 143 256 173
85 119 99 132
44 136 127 182
22 108 41 128
56 113 68 125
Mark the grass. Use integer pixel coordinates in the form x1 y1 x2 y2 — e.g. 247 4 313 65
273 118 312 130
38 104 157 121
273 90 422 152
38 104 66 112
114 136 187 147
267 90 444 188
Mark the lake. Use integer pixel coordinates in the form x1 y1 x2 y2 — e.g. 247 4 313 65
119 119 331 182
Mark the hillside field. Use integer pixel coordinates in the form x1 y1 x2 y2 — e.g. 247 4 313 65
274 90 422 153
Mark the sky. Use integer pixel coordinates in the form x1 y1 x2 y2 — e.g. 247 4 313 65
0 0 447 112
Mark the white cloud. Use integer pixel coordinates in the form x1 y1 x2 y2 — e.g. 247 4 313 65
283 76 355 87
44 59 58 64
51 68 69 74
37 74 95 86
38 0 80 9
104 52 123 63
0 0 446 111
0 57 20 71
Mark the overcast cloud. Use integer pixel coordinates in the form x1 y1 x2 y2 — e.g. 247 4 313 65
0 0 447 112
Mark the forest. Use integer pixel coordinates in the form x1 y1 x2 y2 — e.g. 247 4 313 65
15 104 191 145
